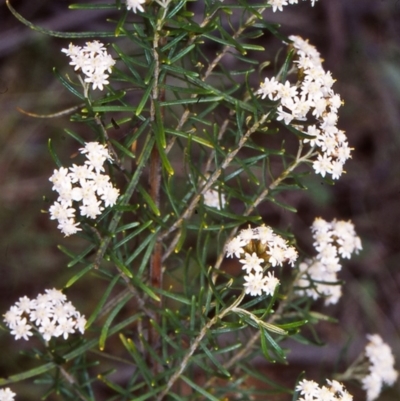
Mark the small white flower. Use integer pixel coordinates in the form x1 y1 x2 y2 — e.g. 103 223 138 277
84 71 110 91
30 303 54 326
15 296 34 314
239 227 257 242
361 334 398 401
296 379 319 397
313 153 333 177
268 0 289 12
257 225 275 244
75 314 87 334
267 245 287 267
296 217 361 304
225 237 246 258
243 271 267 296
49 201 75 221
126 0 146 13
263 271 280 295
79 199 104 219
62 41 115 91
101 185 120 207
56 317 76 340
10 318 33 341
203 189 226 210
49 167 71 191
257 76 281 100
239 252 264 274
3 306 22 328
57 218 82 237
38 317 58 342
0 388 16 401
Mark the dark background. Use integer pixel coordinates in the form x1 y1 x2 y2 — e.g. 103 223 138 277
1 0 400 399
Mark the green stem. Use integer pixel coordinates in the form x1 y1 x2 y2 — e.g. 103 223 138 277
160 111 271 243
156 292 245 401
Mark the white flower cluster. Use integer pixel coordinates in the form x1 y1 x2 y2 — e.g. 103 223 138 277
296 217 362 305
0 388 16 401
226 225 298 296
203 189 226 210
361 334 398 401
3 289 86 342
296 379 353 401
257 36 351 180
126 0 146 13
62 40 116 91
268 0 318 12
49 142 120 237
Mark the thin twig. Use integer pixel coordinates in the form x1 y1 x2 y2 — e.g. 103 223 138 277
156 292 245 401
160 111 271 243
148 2 170 373
203 271 304 392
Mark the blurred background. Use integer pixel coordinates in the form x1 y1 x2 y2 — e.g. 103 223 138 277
1 0 400 399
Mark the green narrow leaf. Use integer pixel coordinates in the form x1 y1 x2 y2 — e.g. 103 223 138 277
119 334 153 388
259 320 288 336
0 363 55 386
110 252 133 278
129 271 161 302
6 0 116 38
64 264 93 288
115 221 140 233
166 0 186 18
161 32 187 52
69 3 120 9
114 220 153 250
154 101 166 149
267 195 298 213
64 129 85 145
99 292 132 350
136 235 158 277
67 244 97 268
91 105 137 113
109 138 136 159
165 129 213 148
241 43 265 51
97 375 126 394
169 43 195 64
180 375 220 401
138 185 161 216
115 9 128 36
160 96 223 106
259 326 272 361
156 143 174 176
48 138 62 168
85 275 121 328
261 327 286 362
199 342 231 378
136 79 153 116
174 223 186 253
93 90 127 105
279 48 295 82
155 289 191 305
53 68 85 99
190 295 197 331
